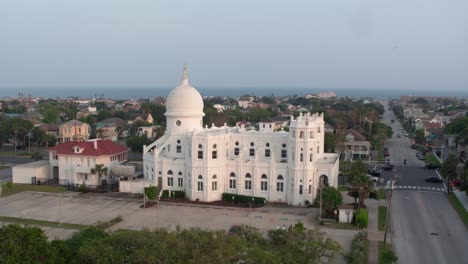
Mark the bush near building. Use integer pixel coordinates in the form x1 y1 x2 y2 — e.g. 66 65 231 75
346 232 369 264
222 193 266 205
160 190 185 199
355 208 368 229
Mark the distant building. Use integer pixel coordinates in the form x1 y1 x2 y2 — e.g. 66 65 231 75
238 96 255 109
343 129 370 161
129 113 154 125
305 92 336 99
58 120 91 143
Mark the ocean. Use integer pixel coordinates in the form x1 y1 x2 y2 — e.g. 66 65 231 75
0 87 466 100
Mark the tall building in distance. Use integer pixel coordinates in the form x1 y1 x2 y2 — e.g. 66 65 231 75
143 66 339 206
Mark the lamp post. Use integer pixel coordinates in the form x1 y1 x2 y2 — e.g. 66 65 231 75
249 197 254 226
157 197 160 229
384 168 396 243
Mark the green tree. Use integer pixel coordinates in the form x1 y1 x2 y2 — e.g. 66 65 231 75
91 164 108 186
0 224 59 263
414 129 426 145
126 135 152 152
350 174 375 208
324 132 336 152
441 154 458 192
146 185 157 200
320 187 343 217
444 117 468 134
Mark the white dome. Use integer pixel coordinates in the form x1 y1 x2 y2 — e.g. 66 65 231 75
165 66 204 118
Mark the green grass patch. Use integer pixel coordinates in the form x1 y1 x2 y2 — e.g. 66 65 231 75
448 193 468 228
95 216 123 229
338 186 349 192
320 220 360 230
378 206 388 231
0 152 31 157
0 216 90 230
378 189 386 200
1 183 67 197
379 241 398 264
0 165 10 170
424 153 441 166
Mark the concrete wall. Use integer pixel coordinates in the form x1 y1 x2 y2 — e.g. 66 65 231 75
119 180 153 193
13 161 51 184
338 209 354 224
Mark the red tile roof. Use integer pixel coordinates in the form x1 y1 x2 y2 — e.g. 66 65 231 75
49 140 129 156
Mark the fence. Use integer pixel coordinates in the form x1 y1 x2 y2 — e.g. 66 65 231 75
31 177 119 193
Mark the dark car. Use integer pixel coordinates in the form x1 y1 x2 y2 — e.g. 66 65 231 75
367 169 382 177
411 144 417 149
424 163 439 170
382 164 394 171
425 176 443 183
228 225 241 235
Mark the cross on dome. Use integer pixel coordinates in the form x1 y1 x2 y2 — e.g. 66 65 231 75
181 64 189 85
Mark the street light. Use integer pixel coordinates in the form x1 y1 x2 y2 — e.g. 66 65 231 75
384 168 396 243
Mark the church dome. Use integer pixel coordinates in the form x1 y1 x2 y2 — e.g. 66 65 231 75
165 65 204 118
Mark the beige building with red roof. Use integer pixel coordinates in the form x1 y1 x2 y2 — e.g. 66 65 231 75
48 139 129 186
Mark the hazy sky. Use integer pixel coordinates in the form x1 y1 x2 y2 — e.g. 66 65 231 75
0 0 467 91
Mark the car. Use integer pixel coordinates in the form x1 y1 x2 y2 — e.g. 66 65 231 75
367 169 382 177
384 152 390 157
397 134 401 138
424 163 439 170
425 176 443 183
416 153 425 160
391 119 394 123
411 144 417 149
403 133 409 137
367 175 379 183
382 164 394 171
452 178 463 187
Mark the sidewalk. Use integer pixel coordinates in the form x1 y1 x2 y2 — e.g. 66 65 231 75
367 198 386 264
454 189 468 211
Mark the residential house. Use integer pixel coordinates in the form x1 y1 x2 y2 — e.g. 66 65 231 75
258 116 289 132
58 120 90 143
238 96 254 109
129 113 154 125
343 129 370 161
137 126 158 138
48 139 129 186
96 118 127 141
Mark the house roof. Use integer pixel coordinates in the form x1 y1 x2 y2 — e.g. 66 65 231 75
61 119 87 127
49 140 129 156
347 129 367 141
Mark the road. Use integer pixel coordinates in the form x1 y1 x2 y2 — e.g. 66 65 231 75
381 101 468 264
0 155 35 183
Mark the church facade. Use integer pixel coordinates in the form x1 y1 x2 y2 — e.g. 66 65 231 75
142 67 339 206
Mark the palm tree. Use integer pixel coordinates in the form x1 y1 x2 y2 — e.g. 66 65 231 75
96 128 105 139
350 174 375 208
91 164 108 187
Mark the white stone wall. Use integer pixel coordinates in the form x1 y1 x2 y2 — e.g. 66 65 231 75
12 162 51 184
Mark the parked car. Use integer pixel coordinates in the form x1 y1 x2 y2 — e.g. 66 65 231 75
416 153 425 160
397 134 401 138
424 163 439 170
382 164 394 171
425 176 443 183
452 178 463 187
411 144 417 149
403 133 409 137
228 225 241 235
391 119 394 123
367 175 379 183
367 169 382 177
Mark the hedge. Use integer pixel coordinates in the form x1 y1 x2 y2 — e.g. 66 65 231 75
161 190 185 199
222 193 266 205
355 208 368 229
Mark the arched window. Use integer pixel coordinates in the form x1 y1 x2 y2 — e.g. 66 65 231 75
293 131 296 138
212 175 218 191
229 172 236 189
178 171 182 176
277 175 284 192
299 131 304 138
197 175 204 191
245 173 252 190
310 131 314 138
167 170 173 175
310 148 313 162
260 174 267 191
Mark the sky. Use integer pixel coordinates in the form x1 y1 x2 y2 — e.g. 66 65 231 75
0 0 467 92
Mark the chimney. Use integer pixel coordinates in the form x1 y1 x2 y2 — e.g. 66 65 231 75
94 140 97 150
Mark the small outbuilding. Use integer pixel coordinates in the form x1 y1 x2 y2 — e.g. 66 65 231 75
12 160 51 184
338 204 355 224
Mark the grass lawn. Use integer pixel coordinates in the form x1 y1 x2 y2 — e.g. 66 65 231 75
321 220 360 230
448 193 468 228
1 183 67 197
0 216 90 230
379 241 398 264
378 206 388 231
0 152 31 157
378 189 386 200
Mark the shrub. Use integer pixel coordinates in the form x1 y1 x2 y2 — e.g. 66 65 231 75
221 193 266 205
346 232 368 264
355 208 368 229
78 184 87 193
145 186 157 200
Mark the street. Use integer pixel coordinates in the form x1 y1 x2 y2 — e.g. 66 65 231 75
0 156 34 183
381 101 468 263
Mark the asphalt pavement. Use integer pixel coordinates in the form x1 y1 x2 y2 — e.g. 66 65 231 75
380 101 468 263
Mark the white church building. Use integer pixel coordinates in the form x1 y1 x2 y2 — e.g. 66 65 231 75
142 67 339 206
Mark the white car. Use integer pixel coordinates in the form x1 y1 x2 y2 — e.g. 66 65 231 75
367 174 379 183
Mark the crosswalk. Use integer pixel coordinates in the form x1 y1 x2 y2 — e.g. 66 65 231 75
394 186 446 192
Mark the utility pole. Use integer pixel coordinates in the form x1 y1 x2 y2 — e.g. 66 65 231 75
384 168 396 243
